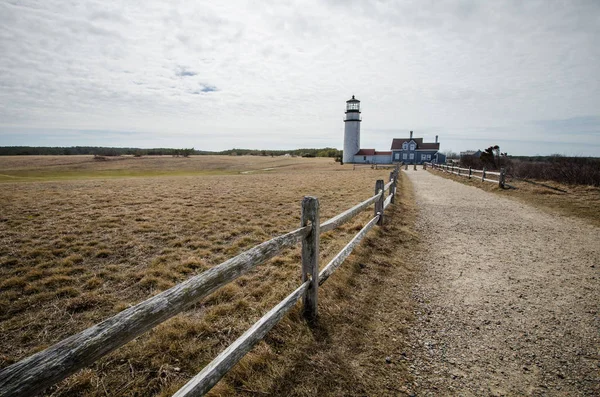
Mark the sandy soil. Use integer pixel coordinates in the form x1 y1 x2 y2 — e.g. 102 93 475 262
404 170 599 396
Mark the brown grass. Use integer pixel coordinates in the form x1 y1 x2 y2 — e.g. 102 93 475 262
428 168 600 227
221 169 420 396
0 155 414 396
0 155 334 181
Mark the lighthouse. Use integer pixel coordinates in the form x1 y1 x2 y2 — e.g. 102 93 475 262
343 95 361 163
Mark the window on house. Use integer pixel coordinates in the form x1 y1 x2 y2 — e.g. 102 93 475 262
402 153 407 160
394 153 400 160
363 156 367 161
402 142 407 150
409 144 416 151
409 153 414 160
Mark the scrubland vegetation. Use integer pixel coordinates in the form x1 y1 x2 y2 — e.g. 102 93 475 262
460 154 600 187
508 156 600 187
0 155 414 396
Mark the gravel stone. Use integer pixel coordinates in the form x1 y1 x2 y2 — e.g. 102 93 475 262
405 170 600 396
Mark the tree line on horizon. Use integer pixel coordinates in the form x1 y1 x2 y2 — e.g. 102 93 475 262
0 146 343 158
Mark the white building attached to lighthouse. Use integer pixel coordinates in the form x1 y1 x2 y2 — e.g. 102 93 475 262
343 95 361 163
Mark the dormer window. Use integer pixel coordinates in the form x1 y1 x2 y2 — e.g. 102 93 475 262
402 142 407 150
409 143 416 151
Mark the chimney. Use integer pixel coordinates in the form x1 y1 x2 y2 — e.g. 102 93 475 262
410 130 413 140
435 135 438 143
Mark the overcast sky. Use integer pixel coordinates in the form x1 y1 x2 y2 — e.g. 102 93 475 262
1 0 599 156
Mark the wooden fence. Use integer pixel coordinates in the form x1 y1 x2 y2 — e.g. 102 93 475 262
0 165 401 397
427 162 506 188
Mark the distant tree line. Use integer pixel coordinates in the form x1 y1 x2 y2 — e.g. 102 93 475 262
0 146 342 158
0 146 204 156
219 147 342 158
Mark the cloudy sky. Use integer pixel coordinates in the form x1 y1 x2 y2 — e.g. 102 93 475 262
1 0 599 156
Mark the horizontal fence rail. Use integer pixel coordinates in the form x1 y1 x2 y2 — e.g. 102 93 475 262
172 281 311 397
318 215 380 286
427 162 506 188
0 165 401 397
320 191 381 234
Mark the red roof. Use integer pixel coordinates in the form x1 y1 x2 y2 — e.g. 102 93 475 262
355 149 393 156
390 137 439 150
418 142 440 150
356 149 376 155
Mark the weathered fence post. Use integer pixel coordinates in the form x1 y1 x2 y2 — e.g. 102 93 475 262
482 167 486 182
391 175 397 204
458 167 461 176
423 163 427 170
301 197 319 322
499 168 506 188
468 166 472 179
389 172 395 204
375 179 384 226
404 163 408 170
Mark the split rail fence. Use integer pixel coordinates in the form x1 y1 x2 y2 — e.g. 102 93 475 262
0 165 401 397
427 162 506 188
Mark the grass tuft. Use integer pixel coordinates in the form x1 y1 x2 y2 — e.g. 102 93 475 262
65 293 104 313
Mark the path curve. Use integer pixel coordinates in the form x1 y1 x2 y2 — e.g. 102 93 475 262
405 170 599 396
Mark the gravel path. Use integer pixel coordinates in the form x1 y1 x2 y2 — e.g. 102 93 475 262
404 170 599 396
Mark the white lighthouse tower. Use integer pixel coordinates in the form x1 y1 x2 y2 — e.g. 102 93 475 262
343 95 361 163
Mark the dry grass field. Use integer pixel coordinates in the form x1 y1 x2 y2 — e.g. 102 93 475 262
0 155 414 396
427 167 600 227
0 155 327 181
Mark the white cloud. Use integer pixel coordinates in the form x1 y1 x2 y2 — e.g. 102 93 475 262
0 0 599 155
